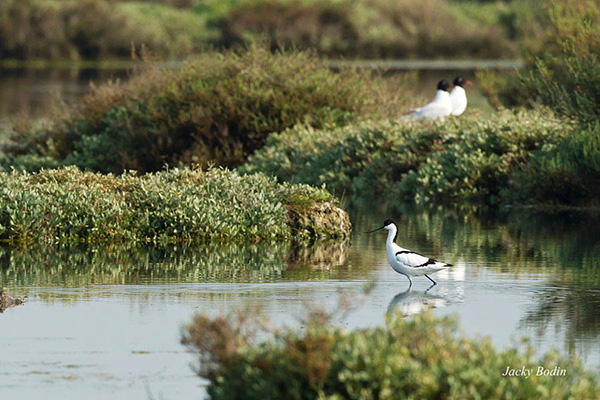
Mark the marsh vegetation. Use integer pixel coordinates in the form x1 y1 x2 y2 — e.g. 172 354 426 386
0 166 349 244
1 0 600 398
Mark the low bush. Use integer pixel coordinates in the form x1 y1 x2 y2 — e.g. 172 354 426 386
182 310 600 400
508 123 600 207
240 109 573 206
0 166 350 244
2 46 410 173
213 0 517 59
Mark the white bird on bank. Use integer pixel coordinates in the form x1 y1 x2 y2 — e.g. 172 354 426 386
449 76 472 116
365 219 452 286
402 80 453 122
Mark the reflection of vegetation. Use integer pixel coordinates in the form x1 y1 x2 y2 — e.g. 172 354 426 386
0 239 352 288
521 288 600 357
183 309 600 400
0 290 24 313
0 167 349 244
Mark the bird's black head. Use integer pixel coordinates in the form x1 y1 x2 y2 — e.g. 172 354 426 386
364 219 396 234
453 76 472 87
437 80 451 92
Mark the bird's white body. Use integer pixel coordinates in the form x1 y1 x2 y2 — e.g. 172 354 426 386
449 85 468 116
404 90 453 122
383 223 451 283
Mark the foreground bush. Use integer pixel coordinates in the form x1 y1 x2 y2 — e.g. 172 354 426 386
240 110 573 206
182 310 600 400
0 167 350 244
2 46 408 173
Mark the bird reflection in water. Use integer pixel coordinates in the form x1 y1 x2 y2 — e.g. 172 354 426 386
387 285 450 316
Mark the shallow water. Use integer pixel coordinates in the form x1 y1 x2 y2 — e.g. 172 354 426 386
1 206 600 399
0 66 129 123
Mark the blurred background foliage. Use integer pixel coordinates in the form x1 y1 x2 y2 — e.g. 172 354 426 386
0 0 554 61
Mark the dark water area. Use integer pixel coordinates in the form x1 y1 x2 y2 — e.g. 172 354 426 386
1 205 600 399
0 66 129 123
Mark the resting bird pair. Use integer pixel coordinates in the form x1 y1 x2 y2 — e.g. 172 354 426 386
403 76 472 122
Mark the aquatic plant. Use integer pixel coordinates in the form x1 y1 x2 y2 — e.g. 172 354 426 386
182 309 600 400
2 46 410 173
0 167 350 245
240 109 574 206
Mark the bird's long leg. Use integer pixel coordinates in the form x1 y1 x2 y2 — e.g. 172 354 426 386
425 274 437 285
407 275 413 288
425 283 436 294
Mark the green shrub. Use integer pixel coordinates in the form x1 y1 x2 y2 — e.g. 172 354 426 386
182 310 600 400
2 46 410 173
213 0 516 59
509 123 600 207
240 109 573 206
0 166 350 244
479 0 600 124
523 0 600 124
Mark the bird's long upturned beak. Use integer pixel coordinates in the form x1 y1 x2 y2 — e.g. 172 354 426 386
364 226 385 234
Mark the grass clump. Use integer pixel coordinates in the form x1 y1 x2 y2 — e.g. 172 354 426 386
2 46 409 174
182 310 600 400
0 166 350 245
240 109 573 206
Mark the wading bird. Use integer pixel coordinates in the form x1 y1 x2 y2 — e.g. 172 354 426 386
402 80 453 122
365 219 452 286
449 76 472 116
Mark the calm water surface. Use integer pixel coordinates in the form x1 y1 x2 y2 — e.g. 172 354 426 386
1 206 600 399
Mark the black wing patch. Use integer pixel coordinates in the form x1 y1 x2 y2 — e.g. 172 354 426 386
416 258 437 268
395 250 416 256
